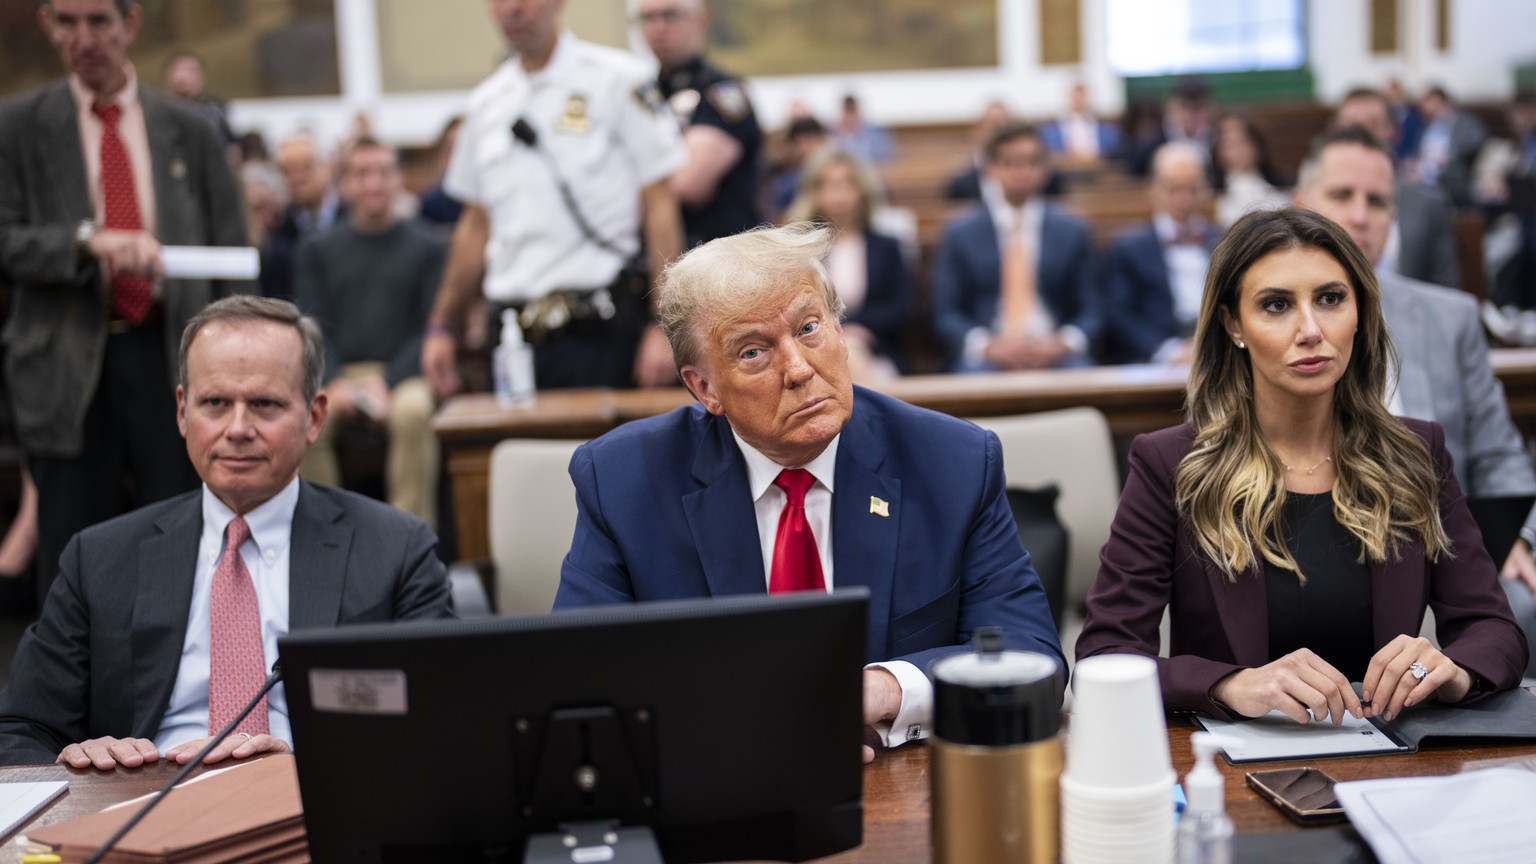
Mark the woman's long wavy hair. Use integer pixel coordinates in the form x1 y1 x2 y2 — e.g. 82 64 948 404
1177 207 1451 581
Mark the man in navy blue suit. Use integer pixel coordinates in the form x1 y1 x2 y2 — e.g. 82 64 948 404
1100 142 1221 365
930 123 1100 371
555 223 1062 760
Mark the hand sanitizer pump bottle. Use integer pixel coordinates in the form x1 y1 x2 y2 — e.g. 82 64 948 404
1176 732 1233 864
494 310 536 408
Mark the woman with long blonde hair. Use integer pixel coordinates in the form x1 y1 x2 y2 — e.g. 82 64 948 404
1077 208 1526 724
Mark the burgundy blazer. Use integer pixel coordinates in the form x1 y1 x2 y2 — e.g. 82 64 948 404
1076 419 1529 719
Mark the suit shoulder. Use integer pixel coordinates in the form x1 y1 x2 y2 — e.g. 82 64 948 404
1109 221 1157 247
0 80 68 124
74 490 202 546
942 205 991 237
303 482 433 536
1043 202 1090 231
1383 273 1479 319
580 402 710 460
1128 424 1196 472
854 387 990 448
1397 416 1445 449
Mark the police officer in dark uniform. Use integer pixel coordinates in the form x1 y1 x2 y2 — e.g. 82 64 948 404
638 0 763 247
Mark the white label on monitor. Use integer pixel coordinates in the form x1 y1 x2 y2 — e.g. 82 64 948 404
572 848 615 863
308 669 408 714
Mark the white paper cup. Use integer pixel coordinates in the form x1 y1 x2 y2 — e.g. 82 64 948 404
1065 654 1173 789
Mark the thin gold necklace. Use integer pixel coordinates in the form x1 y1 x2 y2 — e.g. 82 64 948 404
1283 455 1332 475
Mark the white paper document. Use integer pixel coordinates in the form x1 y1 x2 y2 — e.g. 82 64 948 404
1336 768 1536 864
0 780 67 840
1197 710 1404 762
161 246 260 280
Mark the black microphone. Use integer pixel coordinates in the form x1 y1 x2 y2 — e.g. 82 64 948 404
83 661 285 864
511 117 538 147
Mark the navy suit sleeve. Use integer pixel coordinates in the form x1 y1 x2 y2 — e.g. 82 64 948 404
890 431 1063 673
929 221 981 364
1060 220 1102 345
1101 236 1172 364
555 443 640 607
0 536 96 765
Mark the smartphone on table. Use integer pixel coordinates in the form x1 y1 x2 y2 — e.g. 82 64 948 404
1244 767 1347 824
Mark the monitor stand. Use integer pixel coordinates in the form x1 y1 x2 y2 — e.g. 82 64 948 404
524 821 663 864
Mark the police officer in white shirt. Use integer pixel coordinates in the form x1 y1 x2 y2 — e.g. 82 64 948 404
422 0 686 393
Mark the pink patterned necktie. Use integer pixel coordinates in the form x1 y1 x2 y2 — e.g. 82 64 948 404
90 103 153 324
769 469 826 594
208 516 270 737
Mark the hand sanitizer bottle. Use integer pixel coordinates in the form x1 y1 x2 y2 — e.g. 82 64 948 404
493 310 536 408
1177 732 1233 864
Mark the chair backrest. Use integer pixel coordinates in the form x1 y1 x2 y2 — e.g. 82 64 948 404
970 408 1119 609
488 438 585 616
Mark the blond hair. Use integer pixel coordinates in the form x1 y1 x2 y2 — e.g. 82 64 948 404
657 223 843 371
1177 208 1450 581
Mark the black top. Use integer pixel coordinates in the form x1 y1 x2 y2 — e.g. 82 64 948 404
659 56 762 247
1264 492 1376 681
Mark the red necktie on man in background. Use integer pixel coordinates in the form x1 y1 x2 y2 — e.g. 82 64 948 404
769 469 826 594
91 102 153 324
208 517 271 737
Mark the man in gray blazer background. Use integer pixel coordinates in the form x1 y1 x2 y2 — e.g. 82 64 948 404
0 296 453 768
1296 126 1536 675
1334 87 1461 290
0 0 249 607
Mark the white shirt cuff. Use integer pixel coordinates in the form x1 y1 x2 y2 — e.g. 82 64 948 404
962 327 993 369
1057 325 1088 357
867 660 933 747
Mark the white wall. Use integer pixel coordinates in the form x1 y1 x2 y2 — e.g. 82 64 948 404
227 0 1533 150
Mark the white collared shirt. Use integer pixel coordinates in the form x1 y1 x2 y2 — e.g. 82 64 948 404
828 231 868 313
443 31 684 301
1061 113 1101 159
156 478 299 752
730 431 932 748
1154 212 1212 324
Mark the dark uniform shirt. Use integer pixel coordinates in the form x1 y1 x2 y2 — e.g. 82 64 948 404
659 56 762 247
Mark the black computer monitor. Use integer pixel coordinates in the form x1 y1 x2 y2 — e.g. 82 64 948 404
279 590 868 863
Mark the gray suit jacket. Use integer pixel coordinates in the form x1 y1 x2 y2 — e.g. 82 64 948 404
0 481 453 765
1395 179 1459 290
1380 270 1536 498
0 78 250 456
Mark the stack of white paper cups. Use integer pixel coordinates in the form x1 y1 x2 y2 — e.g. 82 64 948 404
1061 654 1176 864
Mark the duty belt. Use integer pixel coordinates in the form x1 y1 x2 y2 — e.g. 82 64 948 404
498 287 617 345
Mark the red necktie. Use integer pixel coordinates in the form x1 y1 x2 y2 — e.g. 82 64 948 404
91 103 153 324
769 469 826 594
208 517 270 737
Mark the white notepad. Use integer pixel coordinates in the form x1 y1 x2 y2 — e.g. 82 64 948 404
161 246 260 280
0 780 67 840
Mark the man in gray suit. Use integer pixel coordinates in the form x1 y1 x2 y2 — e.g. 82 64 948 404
1335 87 1460 289
0 296 453 769
1296 126 1536 674
0 0 249 607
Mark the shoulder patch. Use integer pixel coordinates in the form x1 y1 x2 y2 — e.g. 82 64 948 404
705 81 751 124
632 80 666 116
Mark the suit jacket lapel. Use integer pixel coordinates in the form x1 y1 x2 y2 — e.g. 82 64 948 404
289 481 351 631
132 498 202 738
1372 546 1428 648
682 415 768 597
830 396 900 660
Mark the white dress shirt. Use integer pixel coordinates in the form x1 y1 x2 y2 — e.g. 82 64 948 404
156 479 299 752
828 232 868 313
731 431 933 747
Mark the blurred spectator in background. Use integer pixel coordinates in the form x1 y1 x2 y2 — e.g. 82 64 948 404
832 94 893 165
1412 85 1487 206
1040 82 1121 164
262 134 344 301
639 0 763 247
931 123 1100 372
162 51 235 157
239 160 290 299
295 138 443 524
1384 78 1424 162
1101 142 1219 365
946 99 1010 202
1122 95 1166 176
1210 114 1290 228
417 116 465 230
1334 88 1460 289
785 149 912 379
767 116 828 220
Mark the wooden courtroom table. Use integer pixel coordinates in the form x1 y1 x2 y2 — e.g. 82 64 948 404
435 348 1536 563
2 724 1530 863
